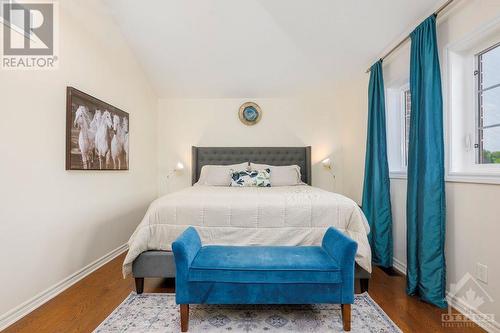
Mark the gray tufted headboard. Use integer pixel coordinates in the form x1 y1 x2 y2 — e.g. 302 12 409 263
192 146 312 185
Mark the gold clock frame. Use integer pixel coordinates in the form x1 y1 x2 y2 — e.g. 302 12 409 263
238 102 262 126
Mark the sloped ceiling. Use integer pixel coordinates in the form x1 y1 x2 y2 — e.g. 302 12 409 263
103 0 441 98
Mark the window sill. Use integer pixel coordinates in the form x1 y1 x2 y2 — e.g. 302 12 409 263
446 172 500 185
389 171 407 179
390 171 500 185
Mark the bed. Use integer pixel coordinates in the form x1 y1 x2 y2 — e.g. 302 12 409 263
124 146 371 293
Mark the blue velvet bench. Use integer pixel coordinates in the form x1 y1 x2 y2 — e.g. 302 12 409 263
172 227 358 332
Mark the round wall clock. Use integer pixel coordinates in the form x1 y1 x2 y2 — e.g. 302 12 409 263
239 102 262 126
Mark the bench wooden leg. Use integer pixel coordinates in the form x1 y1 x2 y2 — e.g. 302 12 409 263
135 278 144 294
180 304 189 332
341 304 351 331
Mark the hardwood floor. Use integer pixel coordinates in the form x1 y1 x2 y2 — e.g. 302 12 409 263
367 268 485 333
3 252 485 333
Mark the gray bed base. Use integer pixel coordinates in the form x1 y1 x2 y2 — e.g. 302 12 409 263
131 146 370 293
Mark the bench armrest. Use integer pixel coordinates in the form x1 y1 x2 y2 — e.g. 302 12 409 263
321 227 358 266
172 227 202 304
321 227 358 303
172 227 202 269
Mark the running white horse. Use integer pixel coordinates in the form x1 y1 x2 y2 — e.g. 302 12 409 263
90 110 102 132
95 110 113 169
73 105 95 169
111 114 126 169
90 110 102 161
123 117 129 168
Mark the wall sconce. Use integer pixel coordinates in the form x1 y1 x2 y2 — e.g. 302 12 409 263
322 158 332 170
167 161 184 180
322 157 335 180
175 162 185 172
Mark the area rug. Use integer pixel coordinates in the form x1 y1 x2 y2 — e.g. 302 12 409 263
94 293 401 332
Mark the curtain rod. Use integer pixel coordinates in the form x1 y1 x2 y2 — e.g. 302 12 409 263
365 0 455 73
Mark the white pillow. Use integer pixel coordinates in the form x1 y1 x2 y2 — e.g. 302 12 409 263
250 163 303 186
198 162 249 186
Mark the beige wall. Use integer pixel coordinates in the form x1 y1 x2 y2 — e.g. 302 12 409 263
0 1 157 318
1 0 499 328
157 97 343 195
337 0 500 323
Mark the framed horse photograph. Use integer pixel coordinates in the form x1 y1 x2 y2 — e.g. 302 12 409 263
66 87 129 170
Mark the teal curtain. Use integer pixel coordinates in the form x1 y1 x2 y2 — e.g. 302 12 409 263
362 60 393 268
407 15 447 308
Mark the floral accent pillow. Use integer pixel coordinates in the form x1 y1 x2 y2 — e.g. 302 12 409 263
230 169 271 187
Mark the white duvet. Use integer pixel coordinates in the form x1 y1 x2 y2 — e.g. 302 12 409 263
123 185 372 277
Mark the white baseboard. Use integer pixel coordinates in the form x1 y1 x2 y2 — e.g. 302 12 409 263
0 243 128 331
392 257 407 275
391 256 499 333
447 293 500 333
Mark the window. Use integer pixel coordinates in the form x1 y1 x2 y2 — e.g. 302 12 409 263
447 24 500 183
402 89 411 166
476 42 500 164
386 82 410 176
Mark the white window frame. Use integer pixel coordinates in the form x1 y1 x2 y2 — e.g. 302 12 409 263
475 41 500 164
386 82 410 179
401 86 411 168
444 16 500 184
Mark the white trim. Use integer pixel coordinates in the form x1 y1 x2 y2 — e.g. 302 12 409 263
389 171 407 180
0 243 128 331
447 293 500 333
400 84 410 170
392 257 407 275
391 257 500 332
446 172 500 185
443 14 500 185
386 82 410 175
391 172 500 185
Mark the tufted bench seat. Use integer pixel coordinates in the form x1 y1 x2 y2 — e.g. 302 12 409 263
172 227 357 332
